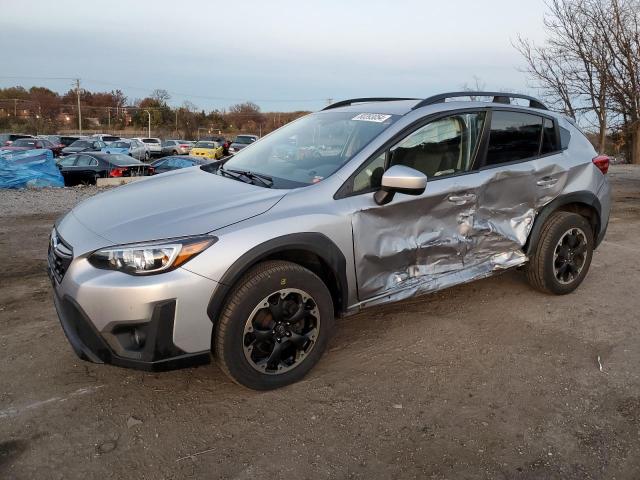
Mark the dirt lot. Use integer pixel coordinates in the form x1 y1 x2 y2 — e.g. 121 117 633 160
1 166 640 479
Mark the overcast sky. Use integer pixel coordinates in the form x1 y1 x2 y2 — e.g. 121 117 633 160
0 0 549 112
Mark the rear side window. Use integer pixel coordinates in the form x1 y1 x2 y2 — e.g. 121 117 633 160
485 111 542 166
541 118 559 154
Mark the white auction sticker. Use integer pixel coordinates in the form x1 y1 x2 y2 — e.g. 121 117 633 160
352 113 392 123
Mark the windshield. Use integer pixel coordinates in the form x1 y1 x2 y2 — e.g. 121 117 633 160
142 138 159 144
218 111 397 188
194 141 217 148
234 136 255 144
109 141 130 148
71 140 91 148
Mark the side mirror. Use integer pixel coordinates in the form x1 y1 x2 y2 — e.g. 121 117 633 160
374 165 427 205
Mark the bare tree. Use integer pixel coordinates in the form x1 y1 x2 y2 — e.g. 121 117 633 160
588 0 640 162
515 0 611 151
151 89 171 106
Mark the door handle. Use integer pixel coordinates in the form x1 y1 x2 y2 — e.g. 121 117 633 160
447 193 476 204
536 176 558 187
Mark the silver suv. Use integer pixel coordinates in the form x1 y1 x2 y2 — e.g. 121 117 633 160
49 92 611 390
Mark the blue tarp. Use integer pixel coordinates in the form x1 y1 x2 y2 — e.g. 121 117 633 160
0 149 65 188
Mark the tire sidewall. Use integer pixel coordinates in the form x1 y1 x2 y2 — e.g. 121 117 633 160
218 265 334 390
541 214 594 294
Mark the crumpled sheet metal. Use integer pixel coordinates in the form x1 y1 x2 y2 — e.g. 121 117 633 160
352 163 572 309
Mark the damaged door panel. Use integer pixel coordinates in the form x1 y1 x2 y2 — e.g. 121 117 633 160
352 175 480 302
350 109 572 309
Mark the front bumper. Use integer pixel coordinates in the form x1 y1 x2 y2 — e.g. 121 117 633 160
52 292 210 371
48 229 218 371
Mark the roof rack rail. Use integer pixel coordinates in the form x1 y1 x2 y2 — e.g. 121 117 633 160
322 97 418 111
412 91 548 111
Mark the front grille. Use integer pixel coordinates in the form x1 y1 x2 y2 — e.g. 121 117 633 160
48 229 73 282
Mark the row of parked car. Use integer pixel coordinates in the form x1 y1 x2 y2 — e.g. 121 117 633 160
0 132 258 160
0 132 259 186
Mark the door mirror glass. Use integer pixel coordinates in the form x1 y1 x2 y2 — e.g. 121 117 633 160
374 165 427 205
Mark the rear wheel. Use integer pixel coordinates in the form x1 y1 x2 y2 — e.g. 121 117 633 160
144 151 150 161
215 260 334 390
526 211 594 294
172 150 179 155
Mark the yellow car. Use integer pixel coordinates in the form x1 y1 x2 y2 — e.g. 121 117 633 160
190 141 223 160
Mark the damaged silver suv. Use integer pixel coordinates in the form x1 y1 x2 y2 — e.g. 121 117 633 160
49 92 611 390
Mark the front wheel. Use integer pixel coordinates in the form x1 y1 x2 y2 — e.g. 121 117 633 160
214 260 334 390
526 211 594 294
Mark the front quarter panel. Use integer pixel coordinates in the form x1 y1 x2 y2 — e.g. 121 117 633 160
182 182 359 308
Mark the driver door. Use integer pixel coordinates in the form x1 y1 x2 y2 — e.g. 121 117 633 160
346 111 487 304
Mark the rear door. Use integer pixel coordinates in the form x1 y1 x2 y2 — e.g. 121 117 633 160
73 154 100 182
468 109 567 265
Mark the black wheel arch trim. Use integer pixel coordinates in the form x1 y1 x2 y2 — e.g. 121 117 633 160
526 190 603 255
206 233 349 326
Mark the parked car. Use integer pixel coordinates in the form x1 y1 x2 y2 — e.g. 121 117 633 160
59 135 85 147
1 137 63 156
0 133 33 146
190 140 223 160
101 139 149 161
133 137 162 157
161 139 192 156
90 134 120 144
61 139 106 156
228 134 258 154
39 135 62 145
56 152 153 186
49 92 610 390
150 155 213 174
210 135 230 156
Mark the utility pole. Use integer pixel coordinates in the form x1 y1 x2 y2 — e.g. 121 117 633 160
75 78 82 135
107 107 111 130
14 99 17 117
144 110 151 138
175 110 178 136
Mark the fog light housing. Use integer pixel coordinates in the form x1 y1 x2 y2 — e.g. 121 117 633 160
132 328 146 348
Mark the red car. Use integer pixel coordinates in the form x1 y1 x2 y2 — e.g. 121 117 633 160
0 138 63 157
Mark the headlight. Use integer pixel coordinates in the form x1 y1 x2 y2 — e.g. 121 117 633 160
88 236 216 275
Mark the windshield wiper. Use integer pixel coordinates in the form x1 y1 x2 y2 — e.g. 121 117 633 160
217 165 251 183
225 168 273 188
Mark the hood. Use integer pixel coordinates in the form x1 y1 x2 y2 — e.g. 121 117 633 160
70 166 287 245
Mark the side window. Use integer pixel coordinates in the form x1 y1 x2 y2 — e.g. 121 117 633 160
348 111 486 195
540 118 558 154
76 155 97 166
485 111 543 166
390 112 486 178
58 155 77 166
352 152 386 193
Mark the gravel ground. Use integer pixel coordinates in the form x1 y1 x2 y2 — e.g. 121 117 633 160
0 186 105 218
1 165 640 479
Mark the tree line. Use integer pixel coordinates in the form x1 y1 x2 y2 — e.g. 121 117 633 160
0 86 308 139
516 0 640 163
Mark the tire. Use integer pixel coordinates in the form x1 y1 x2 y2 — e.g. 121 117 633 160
144 151 150 161
215 260 334 390
526 211 594 295
172 150 179 155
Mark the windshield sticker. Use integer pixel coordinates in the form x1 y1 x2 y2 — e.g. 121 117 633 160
352 113 392 123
